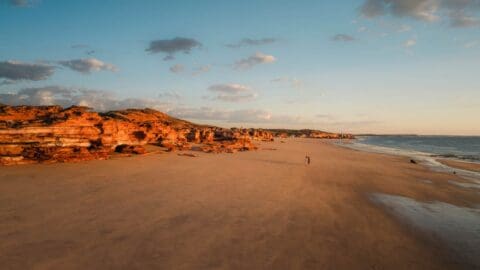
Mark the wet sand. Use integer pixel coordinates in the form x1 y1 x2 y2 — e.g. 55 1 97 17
437 159 480 173
1 138 479 270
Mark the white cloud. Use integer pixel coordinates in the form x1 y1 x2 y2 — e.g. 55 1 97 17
158 91 182 100
464 40 479 48
234 52 276 70
397 24 412 32
192 65 210 76
271 77 304 90
168 64 210 75
207 83 256 102
58 58 117 74
358 26 368 32
215 93 257 102
208 84 250 94
169 64 184 73
226 38 277 48
404 39 417 47
332 34 356 42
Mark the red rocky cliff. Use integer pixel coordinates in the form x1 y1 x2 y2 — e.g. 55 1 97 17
268 129 354 139
0 105 273 165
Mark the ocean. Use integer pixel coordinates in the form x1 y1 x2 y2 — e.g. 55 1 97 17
340 135 480 180
356 135 480 162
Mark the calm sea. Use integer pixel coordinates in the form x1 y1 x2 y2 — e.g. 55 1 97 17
356 135 480 162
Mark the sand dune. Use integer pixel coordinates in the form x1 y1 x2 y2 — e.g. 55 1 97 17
1 138 479 269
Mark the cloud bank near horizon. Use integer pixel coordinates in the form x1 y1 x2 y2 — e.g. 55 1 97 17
0 86 335 128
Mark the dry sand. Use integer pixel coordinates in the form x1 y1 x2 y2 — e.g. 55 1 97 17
1 138 479 270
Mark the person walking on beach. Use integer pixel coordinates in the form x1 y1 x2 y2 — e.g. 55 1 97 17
305 154 311 165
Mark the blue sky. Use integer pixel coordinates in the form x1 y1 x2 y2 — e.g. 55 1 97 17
1 0 480 134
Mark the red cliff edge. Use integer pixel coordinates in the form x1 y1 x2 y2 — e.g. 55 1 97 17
0 105 274 165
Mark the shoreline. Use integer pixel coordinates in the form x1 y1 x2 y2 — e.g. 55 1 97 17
1 138 479 269
436 158 480 173
337 139 480 181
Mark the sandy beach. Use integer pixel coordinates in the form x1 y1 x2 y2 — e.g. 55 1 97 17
1 138 479 270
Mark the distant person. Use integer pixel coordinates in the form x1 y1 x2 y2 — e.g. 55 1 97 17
305 155 311 165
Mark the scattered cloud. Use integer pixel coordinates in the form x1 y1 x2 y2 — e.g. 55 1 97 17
71 44 95 56
226 38 277 48
369 21 413 36
8 0 38 7
207 83 257 102
0 86 72 106
58 58 117 74
208 84 250 94
449 11 480 27
315 114 334 119
360 0 385 18
271 77 304 90
71 44 89 49
214 93 257 102
169 64 185 74
397 24 412 32
192 65 210 76
0 60 54 81
464 40 479 48
234 52 276 70
332 34 356 42
360 0 440 21
359 0 480 28
168 64 210 75
158 91 182 100
0 79 16 86
358 26 368 32
145 37 201 60
404 39 417 47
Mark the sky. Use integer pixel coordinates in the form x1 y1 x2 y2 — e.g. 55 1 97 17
1 0 480 135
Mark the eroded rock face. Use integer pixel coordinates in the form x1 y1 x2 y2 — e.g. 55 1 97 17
114 144 147 155
267 129 354 139
0 105 273 165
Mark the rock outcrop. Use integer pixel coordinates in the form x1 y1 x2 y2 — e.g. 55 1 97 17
0 105 273 165
267 129 355 139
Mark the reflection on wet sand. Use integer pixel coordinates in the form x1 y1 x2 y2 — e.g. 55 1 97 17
371 193 480 269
